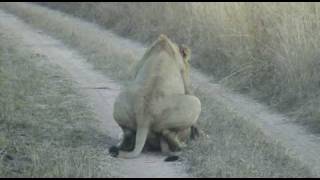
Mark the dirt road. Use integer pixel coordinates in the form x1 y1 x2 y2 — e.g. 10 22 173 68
1 3 320 177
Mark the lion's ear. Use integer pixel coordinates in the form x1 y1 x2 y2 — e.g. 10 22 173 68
179 44 191 61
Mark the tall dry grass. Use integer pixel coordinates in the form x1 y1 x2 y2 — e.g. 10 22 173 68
37 2 320 129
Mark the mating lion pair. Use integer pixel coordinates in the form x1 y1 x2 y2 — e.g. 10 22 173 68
109 34 201 161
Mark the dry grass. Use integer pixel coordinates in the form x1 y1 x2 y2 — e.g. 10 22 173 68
0 3 314 177
0 31 115 177
35 2 320 130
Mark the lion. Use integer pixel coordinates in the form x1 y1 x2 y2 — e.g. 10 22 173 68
109 34 201 160
123 40 198 155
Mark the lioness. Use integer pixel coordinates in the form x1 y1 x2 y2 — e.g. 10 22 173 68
110 34 201 159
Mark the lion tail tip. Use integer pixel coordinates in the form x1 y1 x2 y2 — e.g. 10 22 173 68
164 155 180 162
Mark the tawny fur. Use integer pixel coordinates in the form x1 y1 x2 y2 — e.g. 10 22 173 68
112 34 201 159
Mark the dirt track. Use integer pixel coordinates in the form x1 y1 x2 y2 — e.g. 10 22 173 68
1 3 320 177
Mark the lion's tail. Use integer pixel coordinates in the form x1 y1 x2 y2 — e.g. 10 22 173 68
164 155 180 162
118 113 150 159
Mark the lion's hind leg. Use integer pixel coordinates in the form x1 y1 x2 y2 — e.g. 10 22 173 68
160 135 181 162
153 95 201 132
162 129 187 152
153 95 201 161
110 90 136 157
